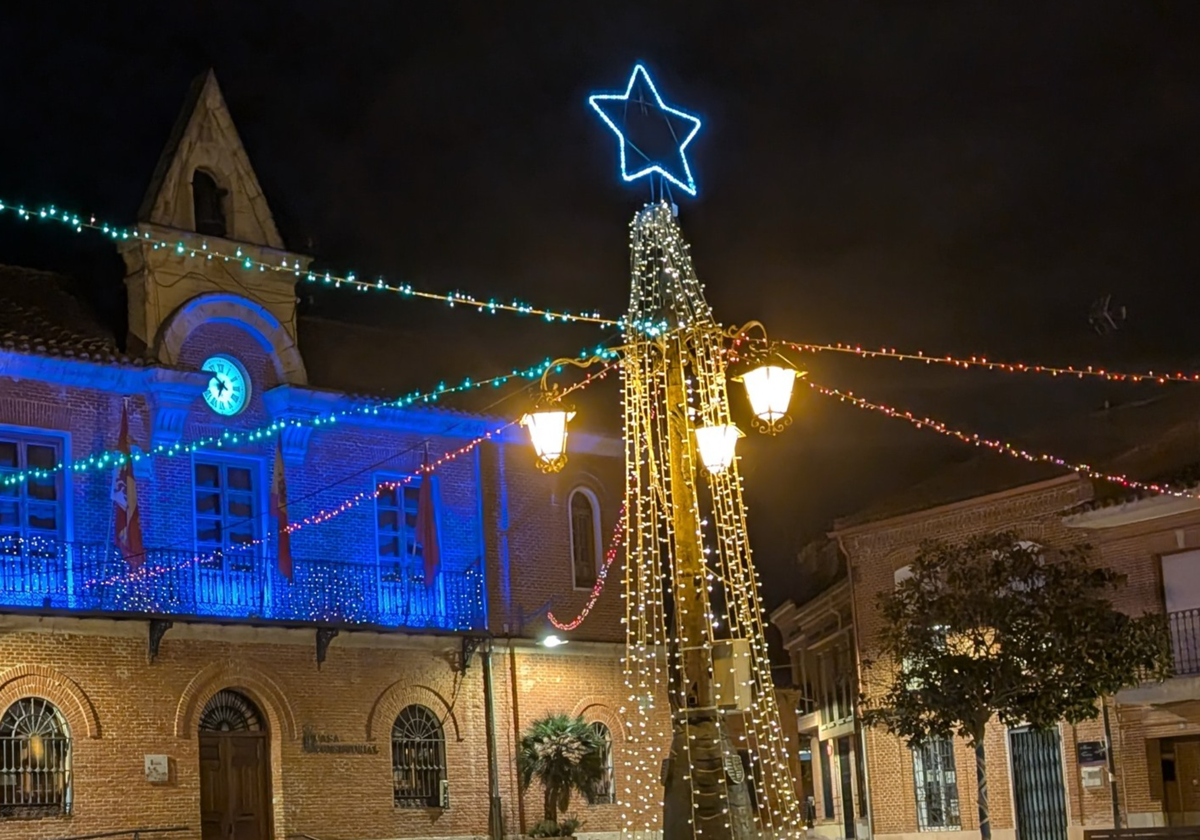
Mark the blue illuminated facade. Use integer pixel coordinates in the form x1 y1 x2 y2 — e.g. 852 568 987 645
0 70 624 648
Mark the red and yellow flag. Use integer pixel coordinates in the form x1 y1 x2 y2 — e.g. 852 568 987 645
112 404 144 569
272 442 293 581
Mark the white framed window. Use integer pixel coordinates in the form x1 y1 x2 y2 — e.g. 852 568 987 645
568 488 601 589
375 476 423 563
0 433 64 552
193 456 262 557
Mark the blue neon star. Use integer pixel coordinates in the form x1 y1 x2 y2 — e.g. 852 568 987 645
588 64 703 197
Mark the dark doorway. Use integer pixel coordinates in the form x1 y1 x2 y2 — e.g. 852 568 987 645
1009 727 1067 840
837 736 855 839
198 689 271 840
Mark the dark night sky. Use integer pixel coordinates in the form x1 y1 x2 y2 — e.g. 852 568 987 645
2 3 1199 606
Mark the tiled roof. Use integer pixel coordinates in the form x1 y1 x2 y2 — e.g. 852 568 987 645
0 264 136 364
836 386 1200 528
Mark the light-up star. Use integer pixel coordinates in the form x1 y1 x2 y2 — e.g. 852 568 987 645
589 64 703 197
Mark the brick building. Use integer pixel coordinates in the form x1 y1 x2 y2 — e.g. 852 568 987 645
0 72 662 840
774 388 1200 840
770 564 866 840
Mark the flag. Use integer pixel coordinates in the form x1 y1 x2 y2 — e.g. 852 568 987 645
416 472 440 592
112 404 144 569
271 442 293 581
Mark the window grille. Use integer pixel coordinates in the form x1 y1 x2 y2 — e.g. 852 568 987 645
913 737 960 831
589 722 615 804
199 689 264 733
0 698 72 819
569 489 599 588
392 705 445 808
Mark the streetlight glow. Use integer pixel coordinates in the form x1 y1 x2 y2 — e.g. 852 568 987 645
694 424 744 473
739 364 797 431
521 408 576 473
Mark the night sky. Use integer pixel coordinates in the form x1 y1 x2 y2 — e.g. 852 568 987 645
2 3 1199 607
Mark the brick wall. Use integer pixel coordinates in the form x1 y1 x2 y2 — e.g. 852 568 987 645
0 619 656 840
837 474 1200 837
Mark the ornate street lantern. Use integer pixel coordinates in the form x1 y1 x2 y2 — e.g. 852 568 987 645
694 423 744 474
733 359 804 435
521 404 576 473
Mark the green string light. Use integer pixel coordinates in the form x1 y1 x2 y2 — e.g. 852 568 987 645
0 344 621 487
0 200 627 327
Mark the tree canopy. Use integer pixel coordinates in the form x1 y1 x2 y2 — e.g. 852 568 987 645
859 532 1172 840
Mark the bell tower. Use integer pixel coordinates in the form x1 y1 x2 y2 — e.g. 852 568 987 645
120 70 310 384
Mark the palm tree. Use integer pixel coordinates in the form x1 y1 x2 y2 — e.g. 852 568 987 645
517 714 606 826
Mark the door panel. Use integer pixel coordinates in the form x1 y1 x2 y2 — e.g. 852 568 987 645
199 734 270 840
1009 728 1067 840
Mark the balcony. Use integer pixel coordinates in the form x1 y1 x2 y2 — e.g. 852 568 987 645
0 538 485 632
1170 608 1200 677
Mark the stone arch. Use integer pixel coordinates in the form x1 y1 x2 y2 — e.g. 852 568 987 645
155 292 306 385
571 698 627 744
366 682 461 743
174 660 297 740
0 664 101 739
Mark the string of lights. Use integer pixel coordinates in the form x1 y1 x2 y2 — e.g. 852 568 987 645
71 362 617 594
785 340 1200 384
808 380 1200 499
0 199 623 327
548 503 626 631
0 343 620 487
617 202 803 840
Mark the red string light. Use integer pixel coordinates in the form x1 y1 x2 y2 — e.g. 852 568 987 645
809 380 1200 500
548 503 626 632
787 341 1200 384
83 362 618 589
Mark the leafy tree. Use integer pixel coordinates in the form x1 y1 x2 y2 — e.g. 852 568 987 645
860 532 1172 840
518 714 606 827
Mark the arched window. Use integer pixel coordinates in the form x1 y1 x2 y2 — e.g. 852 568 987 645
198 689 264 733
588 722 615 805
0 697 72 818
569 488 601 589
192 169 227 237
392 705 446 808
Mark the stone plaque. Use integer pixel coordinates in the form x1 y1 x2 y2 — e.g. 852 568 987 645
724 752 745 785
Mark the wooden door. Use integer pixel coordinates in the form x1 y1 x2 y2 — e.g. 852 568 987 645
199 733 270 840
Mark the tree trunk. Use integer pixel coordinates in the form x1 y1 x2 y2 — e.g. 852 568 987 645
974 731 991 840
545 785 556 824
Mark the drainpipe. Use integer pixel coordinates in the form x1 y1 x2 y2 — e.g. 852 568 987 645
835 533 874 840
1102 697 1121 829
483 639 505 840
509 640 527 835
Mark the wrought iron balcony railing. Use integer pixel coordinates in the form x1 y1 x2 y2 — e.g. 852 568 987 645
1170 608 1200 677
0 538 484 631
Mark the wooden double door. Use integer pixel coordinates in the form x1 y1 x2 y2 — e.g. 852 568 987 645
199 690 272 840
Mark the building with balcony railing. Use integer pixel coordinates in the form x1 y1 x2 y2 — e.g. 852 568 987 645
828 389 1200 840
771 564 868 840
0 71 654 840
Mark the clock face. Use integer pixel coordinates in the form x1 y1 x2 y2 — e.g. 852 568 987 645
201 355 250 416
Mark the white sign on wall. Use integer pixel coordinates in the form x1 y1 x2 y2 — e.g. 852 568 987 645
145 754 169 784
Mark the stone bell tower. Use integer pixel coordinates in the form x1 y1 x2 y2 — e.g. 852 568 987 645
119 69 310 385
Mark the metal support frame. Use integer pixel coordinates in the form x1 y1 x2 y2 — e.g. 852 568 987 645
461 635 485 672
148 619 173 664
315 627 339 668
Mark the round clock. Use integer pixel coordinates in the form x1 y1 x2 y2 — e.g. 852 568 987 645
201 355 250 416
